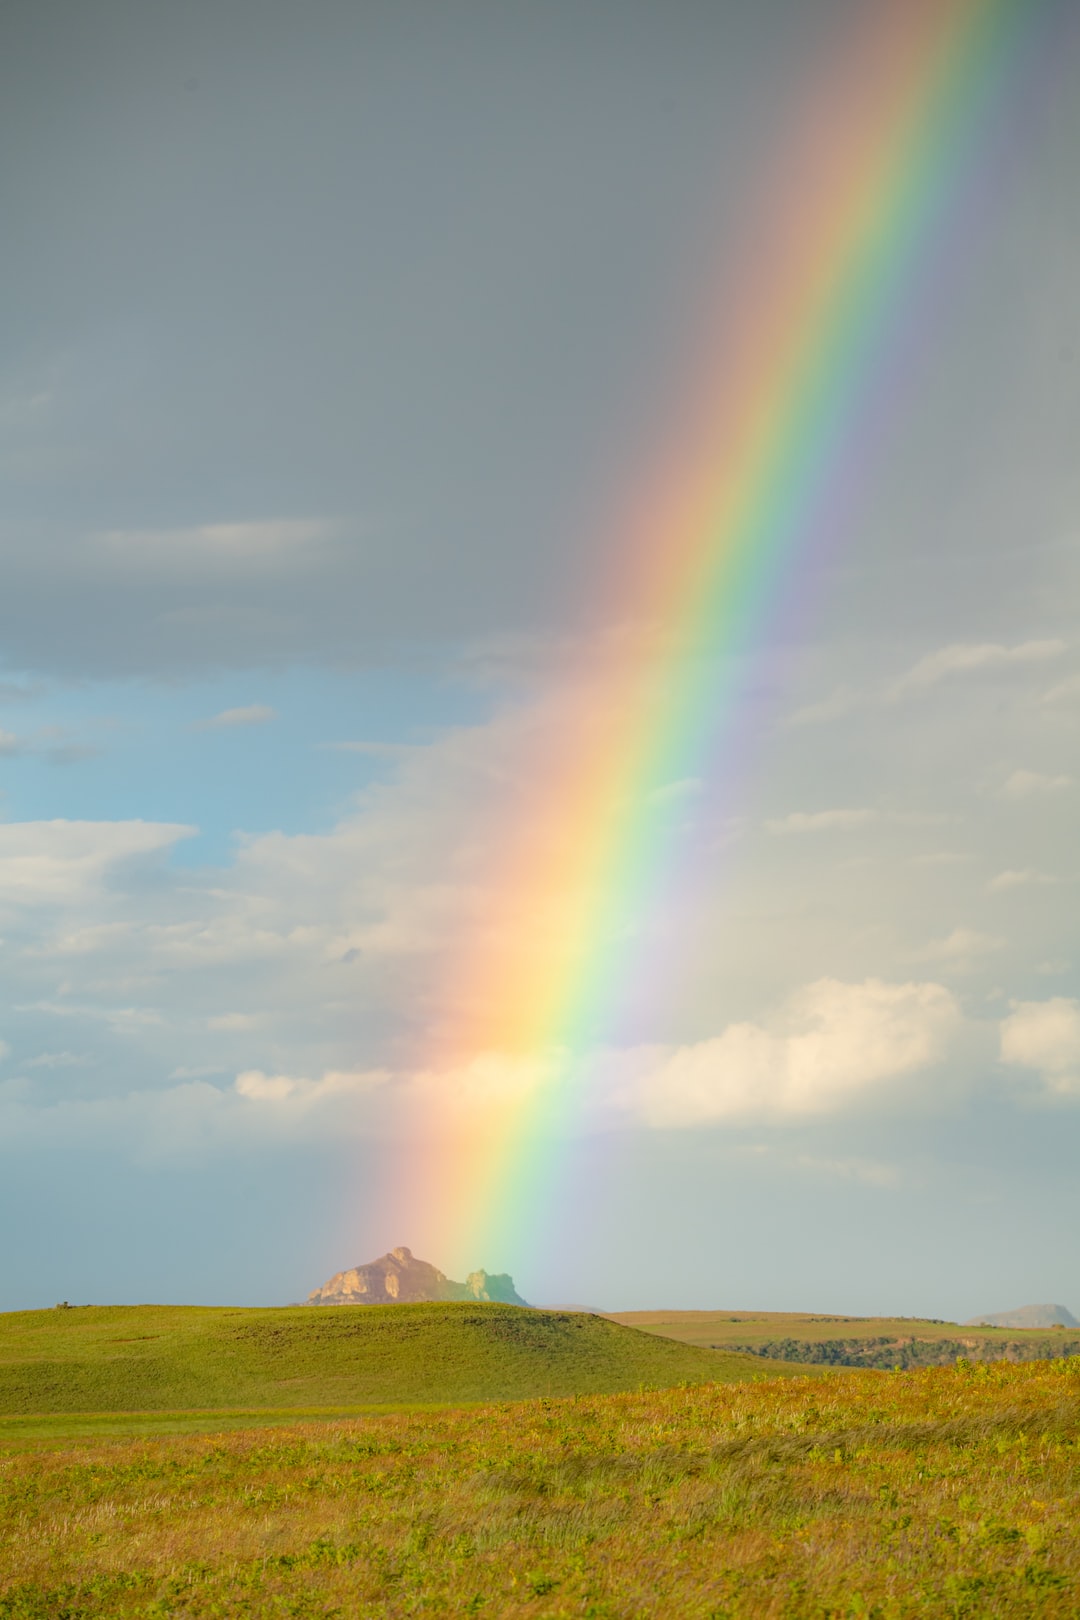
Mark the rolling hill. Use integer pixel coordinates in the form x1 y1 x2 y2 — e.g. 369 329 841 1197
0 1302 819 1423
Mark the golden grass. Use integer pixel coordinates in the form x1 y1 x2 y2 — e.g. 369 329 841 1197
1 1359 1078 1617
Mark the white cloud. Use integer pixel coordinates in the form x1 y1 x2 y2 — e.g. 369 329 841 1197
235 1067 387 1104
97 519 333 579
765 808 877 835
0 725 99 767
784 686 861 727
0 726 100 765
988 869 1056 892
909 927 1005 966
1000 998 1080 1096
634 978 961 1127
1 978 960 1154
890 639 1065 697
794 1153 901 1188
0 668 1069 1163
16 1000 165 1034
998 769 1072 800
0 820 196 902
24 1051 94 1069
1042 672 1080 705
0 1041 8 1064
195 704 277 731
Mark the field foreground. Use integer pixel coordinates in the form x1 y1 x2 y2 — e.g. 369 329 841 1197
1 1360 1078 1617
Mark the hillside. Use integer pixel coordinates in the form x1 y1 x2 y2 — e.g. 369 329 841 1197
610 1308 1080 1369
0 1303 814 1420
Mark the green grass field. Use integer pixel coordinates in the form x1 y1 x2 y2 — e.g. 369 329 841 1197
610 1310 1080 1369
1 1359 1078 1617
0 1303 813 1432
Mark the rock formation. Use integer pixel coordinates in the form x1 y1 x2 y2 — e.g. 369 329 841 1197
306 1246 528 1307
964 1303 1078 1329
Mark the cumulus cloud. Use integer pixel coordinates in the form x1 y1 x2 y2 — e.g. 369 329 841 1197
998 770 1072 800
1000 998 1080 1096
0 667 1068 1164
890 639 1065 697
194 704 277 731
765 808 877 835
634 979 961 1127
0 975 967 1160
235 1067 387 1105
0 820 196 902
908 927 1005 967
988 869 1056 892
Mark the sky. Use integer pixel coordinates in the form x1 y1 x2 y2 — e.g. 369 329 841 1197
1 0 1078 1317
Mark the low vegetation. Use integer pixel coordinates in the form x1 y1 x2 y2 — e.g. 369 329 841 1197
729 1337 1080 1371
613 1311 1080 1370
1 1359 1078 1616
0 1304 804 1420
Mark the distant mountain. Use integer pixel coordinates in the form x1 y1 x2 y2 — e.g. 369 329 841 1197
306 1245 528 1307
965 1303 1078 1329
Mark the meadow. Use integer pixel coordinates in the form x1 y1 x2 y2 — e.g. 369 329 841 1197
1 1358 1078 1617
0 1305 802 1424
612 1311 1080 1369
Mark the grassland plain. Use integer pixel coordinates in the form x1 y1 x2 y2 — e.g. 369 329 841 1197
0 1360 1078 1617
611 1312 1080 1370
0 1304 814 1426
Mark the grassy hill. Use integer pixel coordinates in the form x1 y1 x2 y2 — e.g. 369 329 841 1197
609 1308 1080 1368
0 1303 817 1424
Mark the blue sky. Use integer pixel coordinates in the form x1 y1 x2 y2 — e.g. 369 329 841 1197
1 0 1078 1315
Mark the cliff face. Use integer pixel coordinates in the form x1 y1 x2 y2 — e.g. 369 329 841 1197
458 1270 526 1305
306 1246 528 1307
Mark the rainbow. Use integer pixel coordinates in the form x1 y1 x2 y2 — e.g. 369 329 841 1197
393 0 1046 1276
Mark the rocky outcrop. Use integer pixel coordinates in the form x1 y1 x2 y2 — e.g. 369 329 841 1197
306 1246 528 1307
965 1303 1078 1329
458 1269 527 1305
